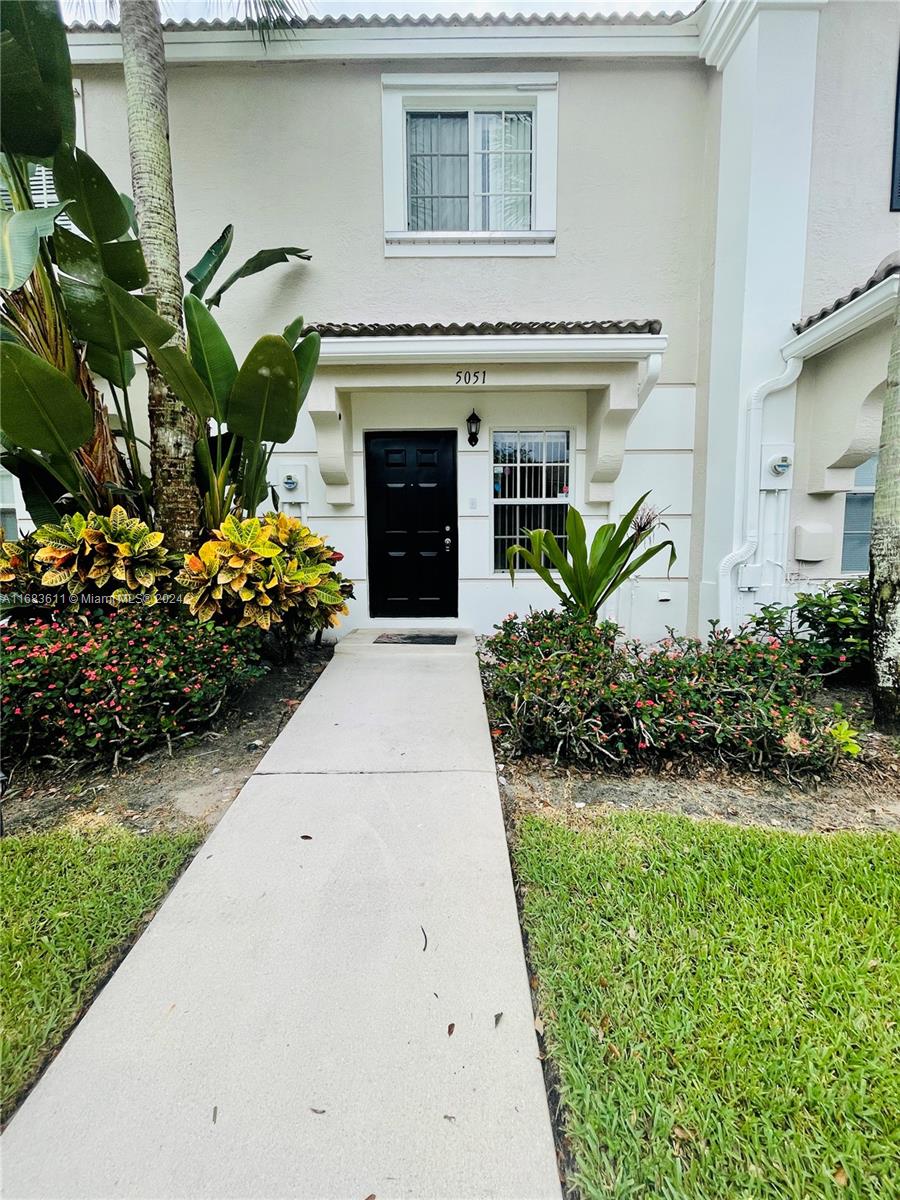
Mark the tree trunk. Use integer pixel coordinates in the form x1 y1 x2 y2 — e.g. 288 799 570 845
870 293 900 731
119 0 200 550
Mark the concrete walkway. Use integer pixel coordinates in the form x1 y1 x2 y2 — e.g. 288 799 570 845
4 630 561 1200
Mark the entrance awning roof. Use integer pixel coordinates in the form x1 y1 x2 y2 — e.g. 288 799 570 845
305 318 663 337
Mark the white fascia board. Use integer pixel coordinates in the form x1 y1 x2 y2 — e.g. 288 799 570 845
699 0 828 71
780 275 899 361
317 333 668 366
67 23 701 65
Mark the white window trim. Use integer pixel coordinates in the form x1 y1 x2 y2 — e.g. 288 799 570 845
382 72 558 258
490 425 572 574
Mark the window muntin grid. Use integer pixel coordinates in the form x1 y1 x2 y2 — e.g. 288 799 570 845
492 429 569 571
406 109 534 233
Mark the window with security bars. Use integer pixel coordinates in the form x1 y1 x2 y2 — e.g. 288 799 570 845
407 110 534 233
493 430 570 571
841 454 878 572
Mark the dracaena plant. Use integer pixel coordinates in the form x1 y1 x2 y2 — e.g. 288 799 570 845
506 493 676 621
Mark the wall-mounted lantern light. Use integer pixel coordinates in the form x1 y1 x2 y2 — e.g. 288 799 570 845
466 410 482 447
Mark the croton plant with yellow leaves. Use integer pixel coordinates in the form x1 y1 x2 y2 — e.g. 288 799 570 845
176 512 352 634
1 509 352 642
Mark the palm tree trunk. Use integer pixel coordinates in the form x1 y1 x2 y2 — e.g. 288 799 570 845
870 294 900 731
119 0 200 550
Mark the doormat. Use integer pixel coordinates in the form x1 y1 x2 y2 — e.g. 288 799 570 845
373 633 458 645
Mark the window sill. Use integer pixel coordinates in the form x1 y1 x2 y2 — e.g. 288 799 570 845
385 230 556 258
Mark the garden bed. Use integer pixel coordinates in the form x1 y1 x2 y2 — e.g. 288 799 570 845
499 702 900 835
2 645 332 837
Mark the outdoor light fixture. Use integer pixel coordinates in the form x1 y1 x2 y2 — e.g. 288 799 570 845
466 410 482 447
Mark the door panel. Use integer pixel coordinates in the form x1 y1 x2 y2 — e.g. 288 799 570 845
365 431 458 618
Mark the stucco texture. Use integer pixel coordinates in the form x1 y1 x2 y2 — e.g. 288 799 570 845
802 0 900 318
78 57 712 384
790 317 891 582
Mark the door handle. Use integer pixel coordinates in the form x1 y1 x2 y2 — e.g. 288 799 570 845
444 537 452 551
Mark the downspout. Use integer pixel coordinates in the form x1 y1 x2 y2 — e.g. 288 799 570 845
717 355 803 630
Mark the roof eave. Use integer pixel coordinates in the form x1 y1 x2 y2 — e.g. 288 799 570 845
67 12 705 65
781 274 899 362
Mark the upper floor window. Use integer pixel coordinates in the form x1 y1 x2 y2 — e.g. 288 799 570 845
407 110 534 233
383 74 557 257
841 454 878 572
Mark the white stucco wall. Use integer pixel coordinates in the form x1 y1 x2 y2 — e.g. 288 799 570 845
272 378 694 639
66 52 714 638
802 0 900 317
47 12 893 639
77 57 712 385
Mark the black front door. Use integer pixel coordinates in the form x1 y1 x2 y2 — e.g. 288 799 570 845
365 431 458 618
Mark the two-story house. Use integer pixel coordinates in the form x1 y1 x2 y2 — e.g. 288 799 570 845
7 0 897 639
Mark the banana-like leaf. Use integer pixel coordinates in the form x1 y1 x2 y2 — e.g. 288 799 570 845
228 335 300 443
0 200 67 289
59 274 144 352
282 314 305 348
101 278 216 422
100 277 175 348
0 342 93 454
0 0 74 159
53 145 130 242
185 224 234 300
0 448 68 524
292 330 320 408
207 246 311 309
119 193 138 237
86 342 135 389
184 294 236 422
54 224 148 290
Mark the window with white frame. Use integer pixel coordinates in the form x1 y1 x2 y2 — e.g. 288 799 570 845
407 110 534 233
493 430 570 571
841 454 878 572
0 466 19 539
382 74 558 256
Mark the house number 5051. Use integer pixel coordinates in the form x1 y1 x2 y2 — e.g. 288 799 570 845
455 370 487 385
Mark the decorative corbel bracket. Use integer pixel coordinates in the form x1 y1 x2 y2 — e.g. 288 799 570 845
584 353 661 505
308 382 354 505
806 381 884 495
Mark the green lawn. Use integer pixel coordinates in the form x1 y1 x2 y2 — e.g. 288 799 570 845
1 827 202 1120
514 811 900 1199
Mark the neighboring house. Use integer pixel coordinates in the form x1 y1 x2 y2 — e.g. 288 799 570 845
7 0 898 638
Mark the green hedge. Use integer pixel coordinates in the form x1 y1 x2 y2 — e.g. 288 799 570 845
1 607 266 764
480 609 854 776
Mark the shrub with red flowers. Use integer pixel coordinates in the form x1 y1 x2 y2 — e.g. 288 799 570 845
480 609 852 777
1 607 266 765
